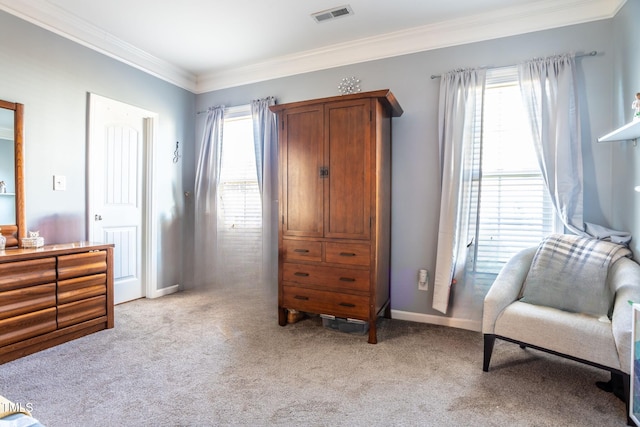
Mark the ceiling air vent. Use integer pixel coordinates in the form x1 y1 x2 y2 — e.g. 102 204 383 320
311 5 354 23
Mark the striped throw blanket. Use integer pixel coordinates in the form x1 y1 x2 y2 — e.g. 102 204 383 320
520 233 633 317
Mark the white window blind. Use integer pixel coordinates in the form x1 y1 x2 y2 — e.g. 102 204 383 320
470 67 557 276
217 107 262 284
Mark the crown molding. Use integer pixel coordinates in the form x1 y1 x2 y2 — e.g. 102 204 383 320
0 0 626 94
0 0 197 92
196 0 625 93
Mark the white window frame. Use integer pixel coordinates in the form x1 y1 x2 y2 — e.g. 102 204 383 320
214 104 264 284
468 66 560 278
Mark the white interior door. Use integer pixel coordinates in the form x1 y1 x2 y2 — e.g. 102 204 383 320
88 94 153 304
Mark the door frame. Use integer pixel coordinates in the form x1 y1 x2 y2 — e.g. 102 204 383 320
87 93 159 301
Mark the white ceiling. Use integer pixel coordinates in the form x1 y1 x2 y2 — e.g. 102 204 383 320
0 0 625 93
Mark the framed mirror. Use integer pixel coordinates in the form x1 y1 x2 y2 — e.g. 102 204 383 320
0 100 25 248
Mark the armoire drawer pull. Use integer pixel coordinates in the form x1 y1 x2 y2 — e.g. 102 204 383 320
294 272 310 277
338 302 356 308
339 252 357 257
294 249 310 253
294 295 309 301
339 277 356 282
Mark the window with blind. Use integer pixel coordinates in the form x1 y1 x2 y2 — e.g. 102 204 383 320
468 67 558 279
217 107 262 284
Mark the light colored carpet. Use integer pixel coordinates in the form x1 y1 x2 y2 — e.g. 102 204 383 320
0 287 627 426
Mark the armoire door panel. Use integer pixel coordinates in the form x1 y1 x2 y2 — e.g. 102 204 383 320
324 100 371 240
282 106 324 237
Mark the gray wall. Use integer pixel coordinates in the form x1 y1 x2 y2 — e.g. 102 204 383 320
194 19 616 317
0 11 195 291
611 0 640 257
1 5 630 318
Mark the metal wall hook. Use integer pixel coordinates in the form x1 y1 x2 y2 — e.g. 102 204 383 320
173 141 181 163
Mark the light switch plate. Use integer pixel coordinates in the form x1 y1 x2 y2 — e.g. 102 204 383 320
53 175 66 191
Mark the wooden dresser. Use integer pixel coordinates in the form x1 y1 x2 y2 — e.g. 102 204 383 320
270 90 403 344
0 242 114 363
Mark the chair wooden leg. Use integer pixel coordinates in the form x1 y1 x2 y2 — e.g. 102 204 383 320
483 334 495 372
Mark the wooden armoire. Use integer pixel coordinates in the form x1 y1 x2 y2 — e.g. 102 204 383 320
270 90 403 344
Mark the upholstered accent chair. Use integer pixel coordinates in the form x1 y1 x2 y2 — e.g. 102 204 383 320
482 235 640 425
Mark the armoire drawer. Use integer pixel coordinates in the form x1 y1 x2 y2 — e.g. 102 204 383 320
325 242 370 266
282 285 369 319
0 283 56 321
282 240 322 262
58 273 107 305
58 251 107 281
282 263 370 292
0 257 57 292
58 295 107 329
0 307 57 347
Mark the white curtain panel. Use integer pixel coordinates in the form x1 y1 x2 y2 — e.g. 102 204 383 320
251 97 279 290
518 53 584 234
193 106 225 288
433 68 486 314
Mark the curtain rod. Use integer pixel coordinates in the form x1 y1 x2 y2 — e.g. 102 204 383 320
197 96 275 115
196 104 249 116
430 50 598 79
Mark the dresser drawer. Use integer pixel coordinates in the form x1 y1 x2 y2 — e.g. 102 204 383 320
0 307 57 347
58 273 107 305
282 286 369 319
58 251 107 280
282 240 322 262
58 295 107 329
0 283 56 320
283 263 370 292
325 242 370 266
0 258 57 292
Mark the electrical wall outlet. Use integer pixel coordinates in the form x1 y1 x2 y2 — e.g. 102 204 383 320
418 269 429 291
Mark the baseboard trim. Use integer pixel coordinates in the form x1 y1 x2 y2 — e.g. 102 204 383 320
149 284 180 299
390 309 481 332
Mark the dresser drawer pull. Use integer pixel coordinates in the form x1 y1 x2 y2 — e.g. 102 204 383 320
339 277 356 282
294 249 310 253
339 302 356 308
294 295 309 301
339 252 357 257
294 272 309 277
